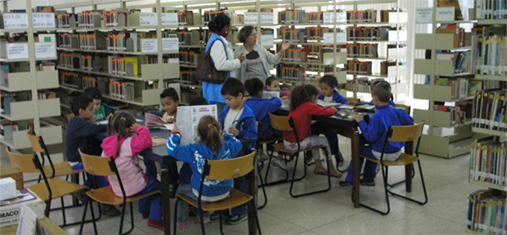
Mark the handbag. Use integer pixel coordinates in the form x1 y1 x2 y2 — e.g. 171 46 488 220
195 39 228 84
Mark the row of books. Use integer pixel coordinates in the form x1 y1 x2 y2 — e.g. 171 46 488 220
472 90 507 131
109 79 135 100
104 10 129 28
203 10 232 25
276 65 306 81
435 78 469 100
307 27 331 40
436 51 472 74
435 105 468 125
346 27 390 41
476 0 507 19
346 61 372 75
164 30 204 46
179 50 200 66
1 92 16 114
470 138 507 186
467 189 507 233
108 56 138 76
346 10 377 23
281 49 307 63
436 24 467 49
77 11 102 28
278 10 307 24
345 78 385 93
347 43 379 58
277 28 307 43
475 36 507 76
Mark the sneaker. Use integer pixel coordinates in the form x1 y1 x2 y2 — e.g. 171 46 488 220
335 152 345 168
74 189 89 204
194 216 211 224
142 213 150 220
210 211 230 222
148 219 164 231
272 158 288 171
226 214 248 225
360 179 375 187
101 205 121 217
258 151 270 162
339 180 353 189
176 221 187 231
304 155 315 165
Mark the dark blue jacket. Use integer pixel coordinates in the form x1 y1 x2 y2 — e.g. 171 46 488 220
244 97 282 140
318 90 347 104
363 100 396 107
65 117 108 162
220 105 257 150
358 105 414 153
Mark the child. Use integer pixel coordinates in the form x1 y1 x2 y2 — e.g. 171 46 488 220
318 74 348 104
348 80 395 107
166 116 242 230
244 78 286 170
64 94 120 216
100 112 163 230
83 87 113 122
284 84 342 178
219 77 257 224
340 82 413 188
265 76 290 100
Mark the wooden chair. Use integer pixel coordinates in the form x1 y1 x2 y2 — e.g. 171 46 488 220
173 151 261 235
267 113 332 198
394 104 411 115
358 122 428 215
65 113 75 123
6 147 88 227
78 149 161 235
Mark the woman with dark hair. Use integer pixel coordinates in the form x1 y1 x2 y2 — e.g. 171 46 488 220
204 14 245 119
234 26 293 83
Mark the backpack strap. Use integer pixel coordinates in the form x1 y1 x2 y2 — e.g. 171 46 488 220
208 38 228 65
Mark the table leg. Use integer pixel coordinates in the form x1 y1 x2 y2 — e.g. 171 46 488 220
351 130 360 208
71 174 79 206
246 155 258 235
161 164 171 235
404 141 414 192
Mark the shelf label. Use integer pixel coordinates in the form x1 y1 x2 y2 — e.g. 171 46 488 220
436 7 455 21
260 35 273 47
2 13 28 29
161 13 178 26
336 12 346 23
323 12 333 23
7 43 28 59
32 13 55 28
389 12 407 23
139 13 158 26
336 32 346 43
244 13 258 24
416 8 433 23
323 32 334 44
260 12 273 24
162 37 179 51
35 42 56 59
141 39 158 53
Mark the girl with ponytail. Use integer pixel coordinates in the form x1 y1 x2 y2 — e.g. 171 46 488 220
166 115 242 230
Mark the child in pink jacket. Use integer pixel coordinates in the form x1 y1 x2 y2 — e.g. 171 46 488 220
101 111 163 230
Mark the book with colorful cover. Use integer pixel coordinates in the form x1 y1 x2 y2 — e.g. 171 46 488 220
145 112 171 127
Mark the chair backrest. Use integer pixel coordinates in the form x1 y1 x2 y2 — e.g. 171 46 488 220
394 104 411 115
65 113 75 123
268 112 293 131
79 149 117 177
204 151 256 180
347 97 360 103
6 147 42 174
26 129 45 153
387 122 424 143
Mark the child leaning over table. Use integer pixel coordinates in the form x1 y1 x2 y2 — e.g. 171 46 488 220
166 116 242 230
340 82 413 188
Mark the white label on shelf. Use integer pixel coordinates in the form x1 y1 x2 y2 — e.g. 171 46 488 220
336 32 346 43
6 43 28 59
161 13 178 26
473 118 478 123
2 13 28 29
416 8 433 23
323 12 333 23
260 12 273 24
244 13 258 24
501 122 506 128
436 7 455 21
141 39 158 53
139 13 158 26
336 12 346 23
32 13 55 28
162 37 179 51
389 12 408 23
260 35 273 47
323 32 334 44
35 42 56 59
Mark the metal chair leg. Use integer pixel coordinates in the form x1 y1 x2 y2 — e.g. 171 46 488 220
79 200 89 235
386 161 428 205
385 164 415 188
218 212 223 235
257 165 268 210
118 203 126 235
358 161 390 215
290 150 331 198
199 209 206 235
173 198 179 235
89 201 98 235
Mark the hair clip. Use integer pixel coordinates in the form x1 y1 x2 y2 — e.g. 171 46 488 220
208 124 212 128
120 117 125 121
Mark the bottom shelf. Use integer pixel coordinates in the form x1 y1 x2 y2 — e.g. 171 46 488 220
469 179 507 192
418 132 473 158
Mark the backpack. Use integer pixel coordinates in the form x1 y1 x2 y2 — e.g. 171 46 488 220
195 39 228 84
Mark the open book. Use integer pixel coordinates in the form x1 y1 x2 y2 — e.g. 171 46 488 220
145 113 172 127
317 100 341 108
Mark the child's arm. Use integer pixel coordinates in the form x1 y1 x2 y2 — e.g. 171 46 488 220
400 112 415 125
165 131 194 163
75 119 108 137
222 133 242 158
267 97 282 113
358 116 383 143
334 91 348 104
236 117 257 142
307 103 336 117
130 125 153 156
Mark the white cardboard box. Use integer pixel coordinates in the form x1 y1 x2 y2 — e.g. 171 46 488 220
0 188 45 228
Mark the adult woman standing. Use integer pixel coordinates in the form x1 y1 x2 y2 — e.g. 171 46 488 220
234 26 293 84
204 14 245 118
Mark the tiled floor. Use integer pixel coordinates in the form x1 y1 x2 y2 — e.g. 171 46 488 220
14 135 477 235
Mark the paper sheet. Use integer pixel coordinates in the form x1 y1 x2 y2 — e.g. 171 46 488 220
176 105 218 146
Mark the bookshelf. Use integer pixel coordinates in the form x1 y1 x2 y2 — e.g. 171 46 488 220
0 0 62 150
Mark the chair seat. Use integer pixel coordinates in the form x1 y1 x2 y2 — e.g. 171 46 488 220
87 187 161 205
360 153 419 166
258 137 283 145
176 188 253 212
272 142 325 154
27 178 87 202
42 162 83 178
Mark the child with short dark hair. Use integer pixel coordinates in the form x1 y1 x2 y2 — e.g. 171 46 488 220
340 82 413 188
219 77 257 224
318 75 347 104
265 76 290 100
166 116 242 230
284 84 341 178
83 87 113 122
155 87 180 123
101 111 163 230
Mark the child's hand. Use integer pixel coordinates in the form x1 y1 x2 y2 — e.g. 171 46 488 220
331 107 338 113
130 123 141 132
352 115 364 123
172 123 180 133
228 127 239 136
89 116 96 124
167 118 174 123
281 96 289 100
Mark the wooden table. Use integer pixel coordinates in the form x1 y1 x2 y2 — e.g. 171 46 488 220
0 164 23 190
0 217 68 235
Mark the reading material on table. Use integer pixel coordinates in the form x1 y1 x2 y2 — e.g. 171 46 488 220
176 105 218 146
262 91 280 99
145 113 172 127
317 100 341 108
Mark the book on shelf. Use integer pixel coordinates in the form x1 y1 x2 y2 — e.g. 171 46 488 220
37 62 55 71
36 6 55 13
472 89 507 131
0 65 8 87
476 0 507 19
437 0 469 20
346 9 377 23
434 104 469 125
436 24 466 48
466 189 502 233
475 36 507 76
1 93 16 115
434 77 469 100
109 79 134 100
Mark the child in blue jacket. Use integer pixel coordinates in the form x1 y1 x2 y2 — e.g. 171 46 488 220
340 82 413 188
166 116 242 230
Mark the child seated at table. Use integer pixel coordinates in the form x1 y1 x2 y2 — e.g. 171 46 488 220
265 76 290 100
100 111 163 230
284 84 341 178
166 116 242 230
347 80 396 107
340 82 413 188
83 87 114 122
244 78 286 169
